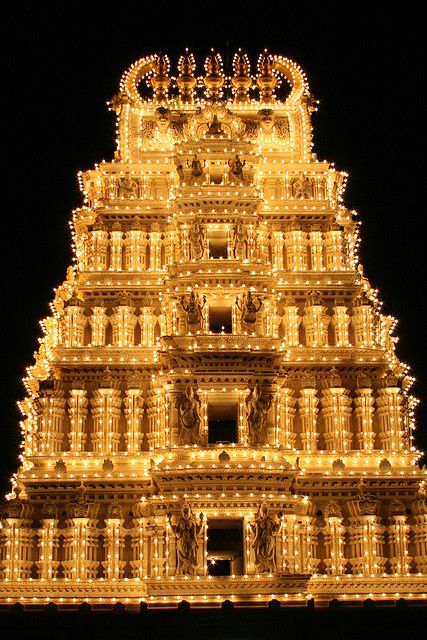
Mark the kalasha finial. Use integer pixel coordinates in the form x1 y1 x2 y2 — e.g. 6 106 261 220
150 53 171 102
257 50 277 102
177 50 197 103
231 50 252 102
203 50 224 100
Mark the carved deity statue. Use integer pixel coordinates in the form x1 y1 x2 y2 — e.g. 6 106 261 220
250 503 280 573
258 108 275 135
246 384 272 446
189 221 205 261
228 154 246 182
236 291 262 328
118 176 139 198
168 503 204 575
176 384 202 445
291 175 313 199
154 107 171 134
206 114 225 137
233 221 246 259
180 291 206 330
187 154 206 183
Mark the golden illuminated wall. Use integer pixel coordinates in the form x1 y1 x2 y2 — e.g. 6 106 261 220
0 50 426 607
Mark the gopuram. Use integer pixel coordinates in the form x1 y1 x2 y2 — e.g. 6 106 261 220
1 51 426 607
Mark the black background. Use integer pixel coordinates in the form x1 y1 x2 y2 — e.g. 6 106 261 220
1 1 426 495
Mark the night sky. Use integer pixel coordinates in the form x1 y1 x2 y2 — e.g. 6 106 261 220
1 2 426 495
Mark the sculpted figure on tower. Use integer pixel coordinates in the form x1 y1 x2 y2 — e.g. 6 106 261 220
168 503 204 575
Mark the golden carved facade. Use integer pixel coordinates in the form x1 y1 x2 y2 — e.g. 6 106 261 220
1 51 426 607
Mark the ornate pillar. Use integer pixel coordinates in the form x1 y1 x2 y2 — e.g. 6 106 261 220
179 224 190 262
37 388 66 454
323 501 346 575
302 295 330 347
325 227 345 270
284 227 307 271
347 495 386 576
299 385 319 451
410 497 427 574
124 388 144 453
308 229 324 271
2 501 34 580
110 302 137 347
257 225 269 264
163 229 175 267
68 388 88 453
387 501 411 575
263 297 276 337
376 380 403 452
103 502 125 579
91 381 122 454
325 228 345 271
148 225 162 271
277 387 296 450
63 501 99 580
124 221 147 271
281 302 301 346
37 505 59 580
271 231 284 270
321 383 352 452
351 299 376 347
89 224 109 271
62 299 86 347
139 306 156 347
89 305 109 346
246 223 257 262
146 388 167 449
280 511 318 574
130 503 148 579
109 223 123 271
331 302 350 346
354 382 375 451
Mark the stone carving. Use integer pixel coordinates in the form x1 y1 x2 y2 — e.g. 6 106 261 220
180 291 206 331
258 109 275 134
275 117 290 141
206 114 226 138
232 221 246 259
72 499 89 519
388 499 405 516
154 107 170 134
189 221 205 260
42 503 57 519
236 291 262 329
228 154 246 183
358 493 379 516
332 458 345 473
117 176 140 198
187 154 206 183
167 503 204 575
218 450 230 464
379 458 392 473
71 483 90 518
324 500 342 518
107 500 123 519
246 384 272 446
7 499 24 519
54 459 67 474
291 175 314 199
176 384 202 445
250 503 280 573
103 458 114 472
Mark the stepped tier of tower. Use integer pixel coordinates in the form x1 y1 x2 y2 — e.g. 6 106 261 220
0 52 426 607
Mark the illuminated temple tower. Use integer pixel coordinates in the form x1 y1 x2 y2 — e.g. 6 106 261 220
1 51 426 606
